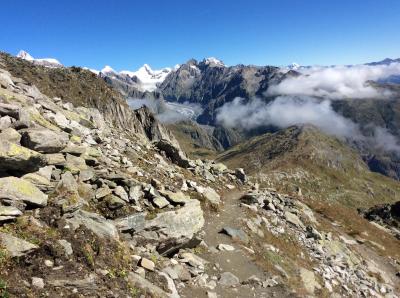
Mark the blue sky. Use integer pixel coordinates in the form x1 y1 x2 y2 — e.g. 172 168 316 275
1 0 399 70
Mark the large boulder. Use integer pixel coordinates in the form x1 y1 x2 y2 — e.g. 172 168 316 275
0 140 46 173
0 176 48 207
21 128 69 153
0 127 21 143
155 139 192 168
0 232 39 257
64 210 119 240
0 103 20 119
122 200 204 255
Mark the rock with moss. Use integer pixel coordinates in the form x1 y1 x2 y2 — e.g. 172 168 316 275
0 232 39 257
0 127 21 143
64 210 119 240
134 200 204 255
21 128 69 153
0 139 46 172
0 176 48 207
64 153 88 174
22 172 52 192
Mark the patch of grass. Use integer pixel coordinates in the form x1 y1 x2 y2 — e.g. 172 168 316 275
0 279 9 298
128 285 139 297
82 243 95 268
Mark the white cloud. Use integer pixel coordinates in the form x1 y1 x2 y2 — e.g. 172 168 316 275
216 96 360 138
267 63 400 99
216 96 400 154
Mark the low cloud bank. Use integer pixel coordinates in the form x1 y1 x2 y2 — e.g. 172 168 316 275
127 98 203 124
216 96 400 154
268 63 400 99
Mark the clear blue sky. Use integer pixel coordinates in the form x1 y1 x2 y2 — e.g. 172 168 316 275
1 0 399 70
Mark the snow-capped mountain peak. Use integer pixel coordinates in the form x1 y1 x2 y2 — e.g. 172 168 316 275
203 57 225 67
288 62 300 70
119 64 173 92
16 50 62 68
17 50 34 61
101 65 117 75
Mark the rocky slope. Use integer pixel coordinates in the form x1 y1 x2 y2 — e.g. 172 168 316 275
0 54 399 298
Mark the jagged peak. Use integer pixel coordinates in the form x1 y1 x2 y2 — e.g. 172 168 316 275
17 50 34 61
203 57 225 67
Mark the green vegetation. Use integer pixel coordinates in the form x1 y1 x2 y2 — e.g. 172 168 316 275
218 125 400 208
0 279 9 298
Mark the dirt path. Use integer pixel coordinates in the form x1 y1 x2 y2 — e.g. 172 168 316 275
180 190 292 298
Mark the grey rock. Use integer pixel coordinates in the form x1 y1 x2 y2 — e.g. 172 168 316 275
220 227 249 244
57 239 73 257
64 210 119 240
235 168 247 182
0 116 12 130
155 139 191 168
31 277 45 289
0 232 38 257
113 185 129 202
64 154 88 174
96 186 112 199
0 127 21 143
0 103 19 118
202 187 221 207
0 140 46 173
129 185 143 202
0 205 22 217
219 272 240 287
135 200 204 255
114 213 146 233
299 267 321 294
0 176 48 207
139 257 155 271
105 194 126 210
153 196 170 208
45 153 66 165
47 274 97 290
22 172 52 192
159 190 190 205
79 169 95 182
21 128 69 153
284 211 305 229
128 272 170 297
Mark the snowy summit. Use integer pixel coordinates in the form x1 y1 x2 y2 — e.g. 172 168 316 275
16 50 63 68
203 57 225 67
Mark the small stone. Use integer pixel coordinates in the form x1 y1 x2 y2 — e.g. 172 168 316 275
140 258 155 271
219 272 239 287
153 196 170 209
220 227 249 244
31 277 45 289
284 211 305 229
207 291 218 298
57 239 73 257
135 267 146 277
44 259 54 267
105 195 126 210
217 244 235 251
96 187 112 199
202 187 221 207
113 186 129 202
235 168 247 182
